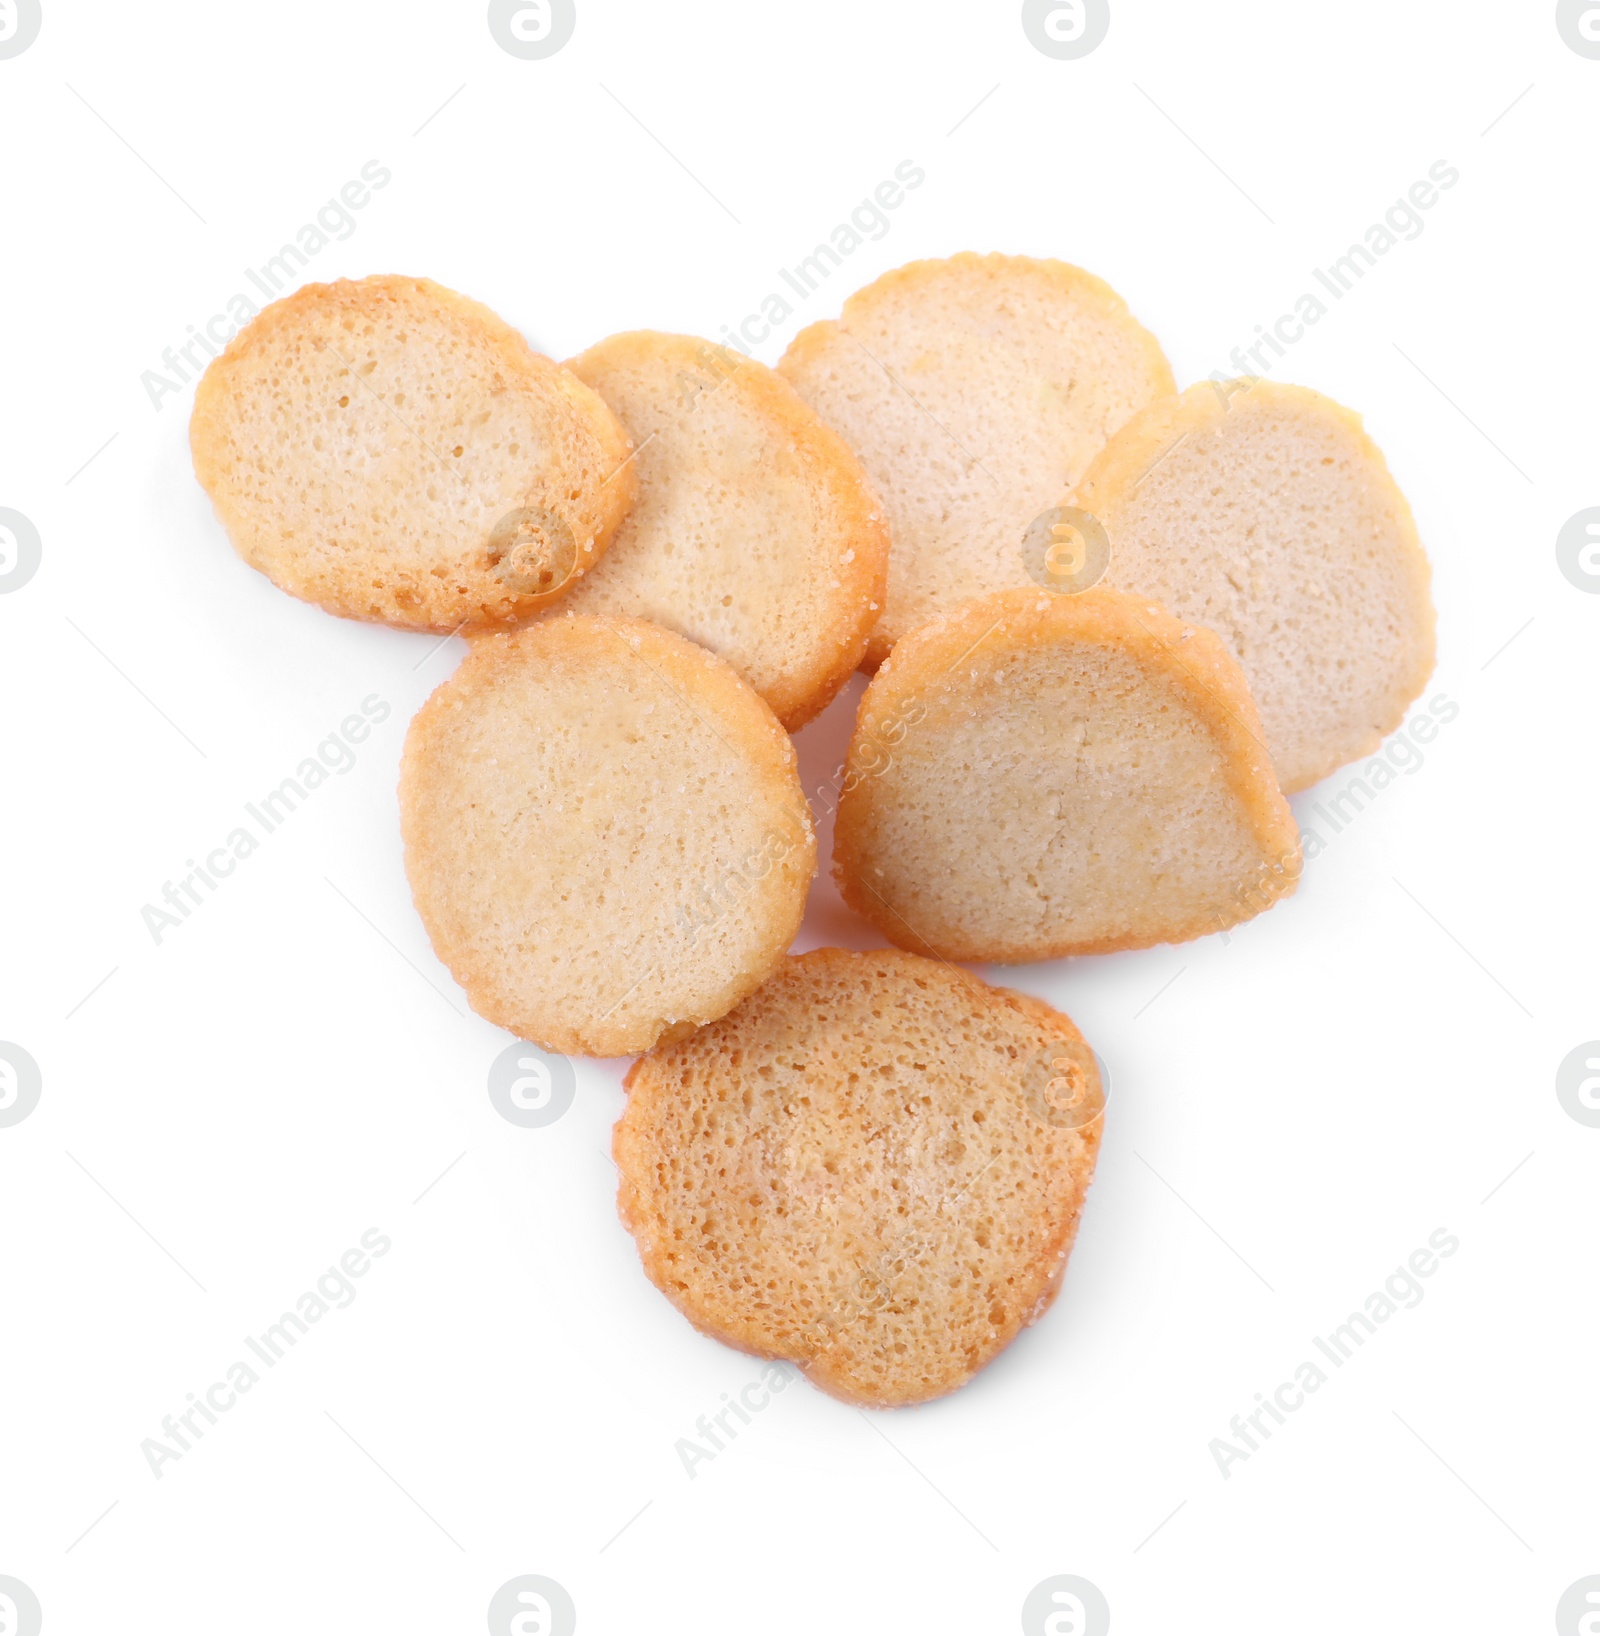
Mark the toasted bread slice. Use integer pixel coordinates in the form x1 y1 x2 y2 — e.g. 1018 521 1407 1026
778 253 1174 664
399 616 814 1056
557 333 889 729
833 588 1301 961
614 947 1104 1406
191 276 634 633
1072 379 1436 792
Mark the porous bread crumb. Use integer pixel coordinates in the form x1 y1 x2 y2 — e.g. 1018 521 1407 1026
614 948 1104 1406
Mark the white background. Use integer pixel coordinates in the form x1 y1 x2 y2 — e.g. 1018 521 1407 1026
2 2 1596 1631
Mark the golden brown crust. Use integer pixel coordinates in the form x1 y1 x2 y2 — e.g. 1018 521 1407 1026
399 615 813 1056
190 275 635 633
614 948 1103 1406
560 332 888 729
1070 378 1437 793
832 588 1302 961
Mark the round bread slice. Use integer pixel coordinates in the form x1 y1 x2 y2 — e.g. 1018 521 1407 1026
1072 378 1436 793
191 275 635 633
399 616 814 1056
833 588 1301 962
556 333 889 729
777 253 1174 665
613 947 1105 1407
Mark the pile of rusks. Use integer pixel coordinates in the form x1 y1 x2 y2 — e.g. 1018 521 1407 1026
190 256 1435 1407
